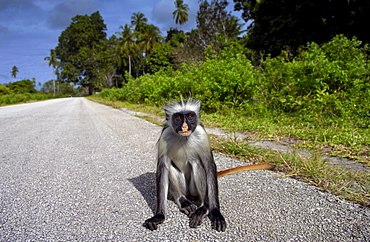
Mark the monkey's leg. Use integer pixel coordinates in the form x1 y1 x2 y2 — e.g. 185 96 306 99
168 166 197 216
194 155 227 232
188 162 209 228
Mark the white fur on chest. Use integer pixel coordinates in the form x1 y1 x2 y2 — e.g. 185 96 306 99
158 125 210 172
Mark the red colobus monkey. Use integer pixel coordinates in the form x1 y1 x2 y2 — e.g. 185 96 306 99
143 99 273 231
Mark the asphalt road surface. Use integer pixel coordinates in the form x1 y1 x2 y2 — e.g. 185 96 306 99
1 98 369 241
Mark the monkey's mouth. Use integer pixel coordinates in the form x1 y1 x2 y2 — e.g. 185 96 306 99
179 131 192 136
179 122 192 136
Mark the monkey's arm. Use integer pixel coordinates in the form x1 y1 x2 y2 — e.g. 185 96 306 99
207 152 227 231
143 156 170 230
217 163 274 178
190 151 227 231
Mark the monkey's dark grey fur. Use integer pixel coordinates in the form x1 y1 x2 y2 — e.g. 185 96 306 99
143 99 226 231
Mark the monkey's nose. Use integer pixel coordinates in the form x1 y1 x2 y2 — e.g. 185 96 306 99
182 122 188 131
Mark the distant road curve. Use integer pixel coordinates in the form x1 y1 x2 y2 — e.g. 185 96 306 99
0 98 369 241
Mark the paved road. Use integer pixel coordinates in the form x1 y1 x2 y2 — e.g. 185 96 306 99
0 98 369 241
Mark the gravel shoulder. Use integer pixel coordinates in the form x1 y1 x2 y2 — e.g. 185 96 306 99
0 97 369 241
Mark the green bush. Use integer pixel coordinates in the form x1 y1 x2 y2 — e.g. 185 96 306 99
191 51 258 111
259 35 370 118
96 35 370 122
99 87 128 101
0 93 54 105
121 68 195 105
0 85 11 95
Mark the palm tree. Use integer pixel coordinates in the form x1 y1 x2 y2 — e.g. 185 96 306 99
173 0 189 30
137 24 163 75
116 24 137 75
44 49 59 96
131 12 148 33
139 24 162 55
11 66 19 80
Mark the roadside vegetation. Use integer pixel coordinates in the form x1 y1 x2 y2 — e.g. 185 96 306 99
0 79 80 106
0 80 53 106
88 35 370 207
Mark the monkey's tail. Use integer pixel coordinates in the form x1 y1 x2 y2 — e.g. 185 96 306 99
217 164 274 178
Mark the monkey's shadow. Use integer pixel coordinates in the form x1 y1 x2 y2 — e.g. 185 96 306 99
128 173 157 213
128 173 178 214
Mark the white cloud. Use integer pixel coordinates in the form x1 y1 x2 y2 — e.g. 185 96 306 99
47 0 101 29
0 0 46 33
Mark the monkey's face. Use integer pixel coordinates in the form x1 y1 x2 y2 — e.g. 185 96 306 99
172 111 197 136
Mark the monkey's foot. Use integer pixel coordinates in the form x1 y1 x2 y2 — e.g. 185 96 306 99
180 199 197 217
209 208 227 232
143 214 165 230
189 206 208 228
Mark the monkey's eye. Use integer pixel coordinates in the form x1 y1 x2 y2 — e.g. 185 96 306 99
175 116 181 121
188 115 193 120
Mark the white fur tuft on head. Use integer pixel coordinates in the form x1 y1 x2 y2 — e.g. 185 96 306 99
164 99 201 120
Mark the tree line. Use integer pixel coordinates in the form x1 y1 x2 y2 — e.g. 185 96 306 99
45 0 369 95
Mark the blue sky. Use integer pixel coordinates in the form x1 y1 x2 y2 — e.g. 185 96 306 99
0 0 241 87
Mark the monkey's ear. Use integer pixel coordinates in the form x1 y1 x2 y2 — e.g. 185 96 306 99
164 107 172 121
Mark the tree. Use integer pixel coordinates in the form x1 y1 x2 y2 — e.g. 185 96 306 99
44 49 58 96
42 79 75 95
11 66 19 80
173 0 190 30
180 0 244 62
138 24 163 57
131 12 148 32
233 0 370 56
166 28 187 48
146 44 175 74
99 36 121 87
116 12 164 77
116 24 137 76
6 79 36 94
0 85 11 95
138 24 163 75
197 0 244 47
54 11 107 95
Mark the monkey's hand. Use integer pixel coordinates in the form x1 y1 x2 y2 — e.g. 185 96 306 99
143 214 165 230
209 208 227 232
